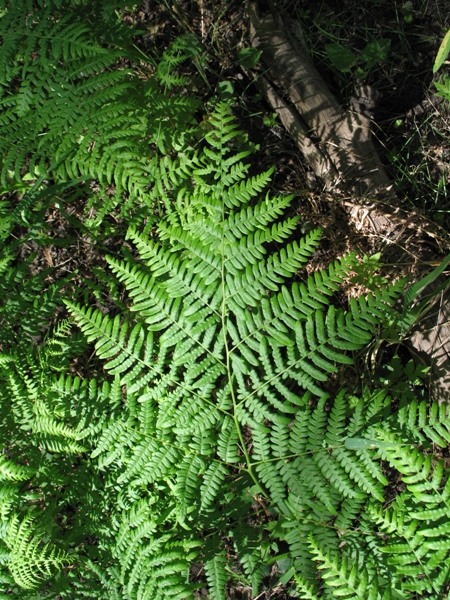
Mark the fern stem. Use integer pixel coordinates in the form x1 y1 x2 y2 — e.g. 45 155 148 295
218 185 268 499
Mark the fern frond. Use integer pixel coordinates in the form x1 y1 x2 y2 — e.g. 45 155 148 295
64 303 158 393
294 574 320 599
200 462 230 512
6 514 69 590
118 438 182 488
217 417 241 464
252 424 288 506
0 3 201 234
308 534 381 600
91 418 136 468
175 454 206 523
55 103 415 598
0 456 35 483
204 551 228 600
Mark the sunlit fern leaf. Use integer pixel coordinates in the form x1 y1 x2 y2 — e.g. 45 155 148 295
204 551 228 600
6 514 69 590
308 534 382 600
118 438 182 488
398 398 450 448
364 439 450 597
59 102 426 599
91 417 137 468
315 449 367 500
252 424 288 507
217 417 241 464
175 454 206 523
227 165 275 203
119 521 169 584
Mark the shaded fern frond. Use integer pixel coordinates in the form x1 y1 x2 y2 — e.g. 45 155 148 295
0 2 201 232
204 550 228 600
308 535 381 600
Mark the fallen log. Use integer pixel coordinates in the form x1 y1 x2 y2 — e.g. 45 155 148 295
248 2 395 199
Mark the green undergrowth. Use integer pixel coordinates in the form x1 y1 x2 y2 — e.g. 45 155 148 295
0 0 202 232
1 2 450 599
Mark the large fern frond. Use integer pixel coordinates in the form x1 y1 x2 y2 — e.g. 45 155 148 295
65 103 410 597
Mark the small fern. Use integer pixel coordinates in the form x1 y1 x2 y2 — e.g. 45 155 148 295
5 514 70 591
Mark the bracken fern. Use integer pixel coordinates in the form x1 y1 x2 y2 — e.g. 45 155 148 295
0 0 201 228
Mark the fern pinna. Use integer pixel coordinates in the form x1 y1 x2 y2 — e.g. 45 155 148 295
62 103 450 599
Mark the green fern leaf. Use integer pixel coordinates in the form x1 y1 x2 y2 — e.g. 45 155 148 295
200 462 230 512
175 454 206 523
204 551 228 600
308 535 381 600
6 514 69 590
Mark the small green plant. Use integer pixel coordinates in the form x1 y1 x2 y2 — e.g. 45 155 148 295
349 252 388 291
434 29 450 101
325 38 391 79
5 514 70 591
433 29 450 73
